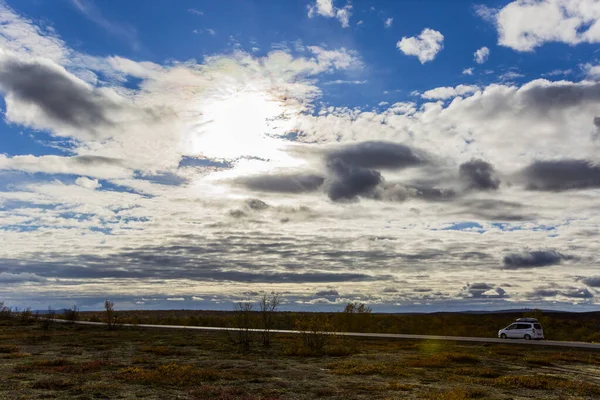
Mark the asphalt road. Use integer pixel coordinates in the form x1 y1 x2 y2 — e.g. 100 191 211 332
52 319 600 349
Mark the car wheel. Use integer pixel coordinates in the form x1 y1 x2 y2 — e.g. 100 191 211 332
500 333 507 339
524 334 531 340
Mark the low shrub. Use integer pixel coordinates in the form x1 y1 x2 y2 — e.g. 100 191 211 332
406 352 480 368
140 345 187 356
14 358 73 372
327 359 408 377
0 344 19 354
32 378 76 390
453 367 502 378
525 356 553 366
494 375 600 396
426 386 488 400
386 382 414 391
117 363 234 387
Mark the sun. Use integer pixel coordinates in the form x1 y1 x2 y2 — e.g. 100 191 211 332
187 89 297 163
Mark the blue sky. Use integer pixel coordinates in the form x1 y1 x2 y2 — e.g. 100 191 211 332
1 0 600 312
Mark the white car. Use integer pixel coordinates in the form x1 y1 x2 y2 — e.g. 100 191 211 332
498 317 544 340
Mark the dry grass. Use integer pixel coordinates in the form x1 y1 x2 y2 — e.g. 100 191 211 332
327 358 409 377
452 367 502 378
1 319 600 399
406 352 480 368
493 375 600 396
425 386 488 400
118 363 235 387
140 345 188 356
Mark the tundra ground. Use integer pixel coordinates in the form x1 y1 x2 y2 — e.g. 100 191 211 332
1 320 600 399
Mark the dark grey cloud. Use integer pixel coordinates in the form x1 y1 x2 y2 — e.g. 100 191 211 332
237 173 324 194
246 199 269 210
326 141 426 170
326 159 382 201
458 252 493 260
178 156 233 169
368 183 455 202
0 232 409 283
503 250 568 269
593 117 600 140
461 282 506 298
459 159 500 190
228 210 247 218
410 186 456 201
470 283 493 291
521 82 600 113
563 288 594 299
458 199 532 221
0 56 115 130
135 171 187 186
522 159 600 191
382 287 398 293
74 155 124 166
315 289 339 296
532 289 559 297
531 287 594 299
580 276 600 287
0 253 392 283
0 272 46 283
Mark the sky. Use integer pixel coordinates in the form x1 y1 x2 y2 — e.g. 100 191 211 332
1 0 600 313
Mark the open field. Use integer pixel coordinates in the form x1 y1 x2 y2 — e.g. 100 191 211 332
73 309 600 343
2 319 600 400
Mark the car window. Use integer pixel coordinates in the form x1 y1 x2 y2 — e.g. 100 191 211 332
534 323 542 329
516 324 529 329
507 324 517 330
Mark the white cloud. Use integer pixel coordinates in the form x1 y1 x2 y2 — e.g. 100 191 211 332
70 0 139 50
499 71 525 81
582 63 600 79
384 17 393 28
323 79 367 85
335 6 352 28
307 0 352 28
421 84 479 100
397 28 444 64
463 68 474 75
308 0 335 17
193 28 215 35
542 68 573 77
0 155 132 179
474 46 490 64
473 4 497 23
0 3 69 63
75 177 102 190
487 0 600 52
307 46 363 71
188 8 204 16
